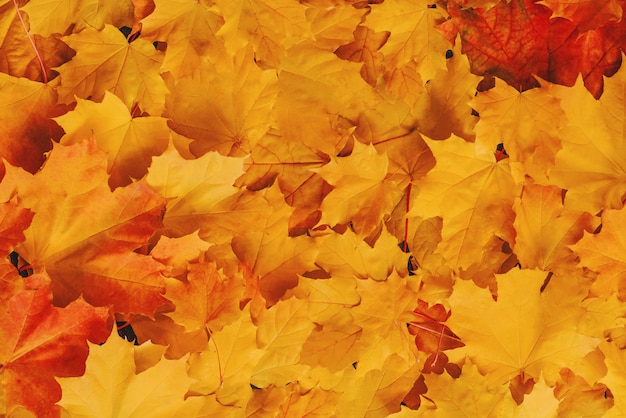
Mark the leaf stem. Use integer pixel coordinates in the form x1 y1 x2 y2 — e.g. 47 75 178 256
403 183 412 252
431 324 445 367
11 0 48 84
206 327 224 386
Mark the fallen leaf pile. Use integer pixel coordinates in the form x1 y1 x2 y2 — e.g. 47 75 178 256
1 0 626 416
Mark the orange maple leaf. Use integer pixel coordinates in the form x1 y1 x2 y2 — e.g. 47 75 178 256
0 73 65 173
7 140 167 316
164 260 243 333
0 275 109 418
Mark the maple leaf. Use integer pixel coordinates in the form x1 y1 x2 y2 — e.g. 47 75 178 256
472 79 566 182
164 260 243 333
538 0 623 31
55 92 170 188
315 141 403 238
573 208 626 300
22 0 133 36
56 328 199 417
579 294 626 340
186 305 263 406
164 46 277 157
299 318 362 374
0 73 65 172
289 274 360 324
335 25 390 86
499 377 561 417
250 296 313 388
600 340 626 417
214 0 309 69
408 136 516 272
447 269 599 387
337 354 422 418
314 226 400 282
513 182 597 272
351 272 421 371
7 140 167 316
0 9 75 84
407 299 464 359
364 0 451 83
418 361 508 416
139 0 225 79
130 313 209 359
306 2 367 52
234 131 331 233
441 0 552 92
550 65 626 213
55 24 167 115
231 186 319 305
150 231 210 278
413 43 481 141
146 144 263 246
0 276 109 418
554 368 614 417
0 200 33 256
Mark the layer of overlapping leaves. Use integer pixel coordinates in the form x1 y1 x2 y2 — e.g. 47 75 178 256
2 0 626 416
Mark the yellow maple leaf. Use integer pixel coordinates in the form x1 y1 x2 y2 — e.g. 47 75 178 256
448 269 599 387
55 92 170 188
472 78 566 183
22 0 133 36
408 136 517 272
56 329 199 417
231 186 319 305
55 25 167 114
214 0 309 68
289 274 360 324
306 3 367 51
250 296 314 388
550 65 626 214
364 0 450 82
315 141 403 238
187 304 263 407
600 340 626 417
315 226 401 281
573 208 626 299
418 361 508 417
337 354 422 418
500 377 560 418
553 368 613 418
165 46 277 157
146 144 264 246
139 0 225 79
413 43 481 141
513 182 597 272
351 272 421 371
